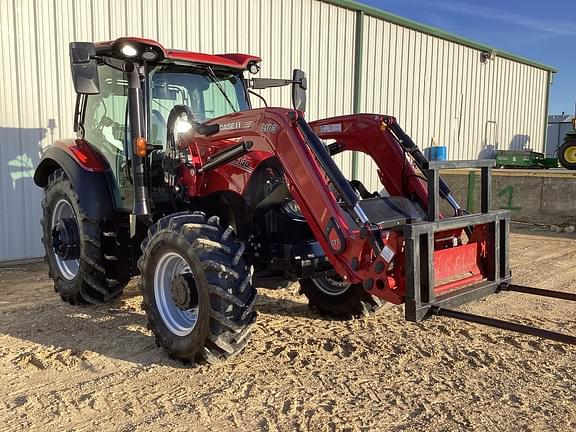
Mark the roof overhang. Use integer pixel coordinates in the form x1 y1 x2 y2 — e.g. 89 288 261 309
327 0 557 73
94 37 261 71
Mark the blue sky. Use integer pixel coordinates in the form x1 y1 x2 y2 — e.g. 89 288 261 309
360 0 576 115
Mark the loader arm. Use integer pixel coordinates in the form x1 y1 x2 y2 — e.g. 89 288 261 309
310 114 512 318
186 108 512 308
182 108 408 302
310 114 430 206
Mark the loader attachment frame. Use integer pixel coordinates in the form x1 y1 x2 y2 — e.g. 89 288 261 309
403 159 512 322
404 159 576 345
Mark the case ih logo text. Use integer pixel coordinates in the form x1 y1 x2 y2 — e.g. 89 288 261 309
220 121 253 131
261 122 279 133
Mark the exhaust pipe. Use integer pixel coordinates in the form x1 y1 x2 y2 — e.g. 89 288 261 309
124 61 150 216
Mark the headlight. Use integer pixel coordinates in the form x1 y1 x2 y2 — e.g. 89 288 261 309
175 118 192 134
121 45 138 58
248 61 260 74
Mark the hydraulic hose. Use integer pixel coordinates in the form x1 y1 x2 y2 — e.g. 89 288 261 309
388 121 462 215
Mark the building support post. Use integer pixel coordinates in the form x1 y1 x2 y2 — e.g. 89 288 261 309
351 9 364 180
542 71 553 154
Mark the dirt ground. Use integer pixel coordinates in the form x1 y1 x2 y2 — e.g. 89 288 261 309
0 228 575 431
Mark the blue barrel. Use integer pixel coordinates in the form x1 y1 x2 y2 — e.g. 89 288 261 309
429 146 447 161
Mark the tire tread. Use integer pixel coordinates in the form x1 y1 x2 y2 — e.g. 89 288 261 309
41 169 127 305
139 211 256 363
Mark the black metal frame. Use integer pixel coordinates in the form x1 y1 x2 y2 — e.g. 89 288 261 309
404 159 512 322
422 159 494 222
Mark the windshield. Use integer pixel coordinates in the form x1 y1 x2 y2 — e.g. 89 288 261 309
148 65 249 146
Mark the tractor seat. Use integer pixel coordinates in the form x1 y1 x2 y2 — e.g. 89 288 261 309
353 196 425 229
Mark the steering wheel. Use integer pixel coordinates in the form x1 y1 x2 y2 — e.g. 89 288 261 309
166 105 195 153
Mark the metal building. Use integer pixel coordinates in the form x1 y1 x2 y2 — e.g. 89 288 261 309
0 0 556 262
546 114 574 156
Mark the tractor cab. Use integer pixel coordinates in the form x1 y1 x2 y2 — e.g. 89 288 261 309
70 38 258 212
70 38 307 214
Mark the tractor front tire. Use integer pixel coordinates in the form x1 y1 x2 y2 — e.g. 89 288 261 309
299 274 384 318
41 169 126 305
559 135 576 170
138 212 256 363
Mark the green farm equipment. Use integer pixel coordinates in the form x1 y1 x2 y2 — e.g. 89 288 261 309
495 150 558 169
558 117 576 170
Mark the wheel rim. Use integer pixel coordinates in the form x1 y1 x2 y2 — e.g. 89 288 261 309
312 274 352 296
563 146 576 164
51 199 80 280
154 252 199 336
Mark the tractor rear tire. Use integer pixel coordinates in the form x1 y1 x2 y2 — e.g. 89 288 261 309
299 274 384 318
559 135 576 170
138 212 256 363
41 169 127 305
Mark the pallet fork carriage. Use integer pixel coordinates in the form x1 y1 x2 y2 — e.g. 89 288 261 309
34 38 575 363
402 159 576 344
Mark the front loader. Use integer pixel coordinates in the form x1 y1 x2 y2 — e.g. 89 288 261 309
34 38 576 363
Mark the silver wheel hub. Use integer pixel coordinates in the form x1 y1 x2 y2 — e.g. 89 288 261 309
154 252 199 336
51 199 80 280
312 274 352 296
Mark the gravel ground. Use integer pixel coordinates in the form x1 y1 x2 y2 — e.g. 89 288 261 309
0 229 574 431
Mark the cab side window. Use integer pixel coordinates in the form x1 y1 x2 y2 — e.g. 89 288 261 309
83 65 132 210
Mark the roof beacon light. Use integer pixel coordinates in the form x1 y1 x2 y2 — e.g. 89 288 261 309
142 49 158 61
121 45 138 58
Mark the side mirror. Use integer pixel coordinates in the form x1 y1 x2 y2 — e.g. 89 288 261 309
292 69 307 113
69 42 100 94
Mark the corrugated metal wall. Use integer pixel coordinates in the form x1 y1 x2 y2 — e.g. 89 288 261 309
0 0 550 261
0 0 356 261
357 15 550 190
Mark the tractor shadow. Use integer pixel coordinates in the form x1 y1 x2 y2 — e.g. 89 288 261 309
255 290 318 319
255 290 375 322
0 126 50 261
0 267 333 368
0 276 190 368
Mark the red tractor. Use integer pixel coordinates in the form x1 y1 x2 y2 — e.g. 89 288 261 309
35 38 575 363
